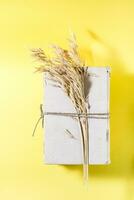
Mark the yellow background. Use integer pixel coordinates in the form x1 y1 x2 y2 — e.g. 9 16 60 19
0 0 134 199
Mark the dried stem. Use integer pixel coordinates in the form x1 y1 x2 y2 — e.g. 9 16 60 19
32 33 91 182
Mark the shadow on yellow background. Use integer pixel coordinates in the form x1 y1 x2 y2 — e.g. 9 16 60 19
0 1 134 200
64 30 134 178
62 30 134 199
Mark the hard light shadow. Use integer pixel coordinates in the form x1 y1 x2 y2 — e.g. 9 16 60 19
61 30 134 179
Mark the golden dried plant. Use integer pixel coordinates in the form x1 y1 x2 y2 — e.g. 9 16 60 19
32 33 91 182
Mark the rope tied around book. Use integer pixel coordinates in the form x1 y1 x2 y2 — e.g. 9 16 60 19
32 104 110 136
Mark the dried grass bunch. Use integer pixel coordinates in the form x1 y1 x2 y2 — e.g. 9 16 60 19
32 34 91 182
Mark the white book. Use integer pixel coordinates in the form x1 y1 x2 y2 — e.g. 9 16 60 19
43 67 110 165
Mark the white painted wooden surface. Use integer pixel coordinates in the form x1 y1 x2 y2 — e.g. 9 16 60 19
43 67 110 165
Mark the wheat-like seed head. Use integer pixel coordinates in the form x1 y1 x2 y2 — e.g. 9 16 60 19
32 34 91 182
31 34 91 114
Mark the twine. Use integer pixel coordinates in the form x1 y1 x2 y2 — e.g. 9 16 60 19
32 104 110 136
